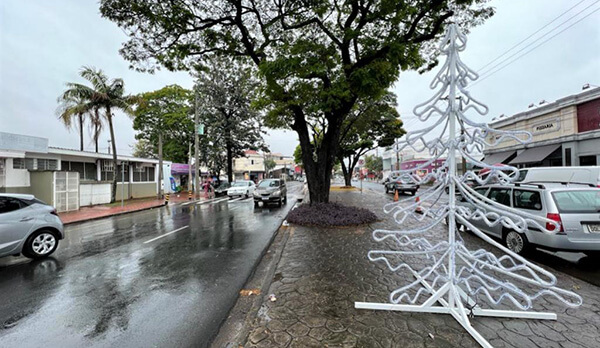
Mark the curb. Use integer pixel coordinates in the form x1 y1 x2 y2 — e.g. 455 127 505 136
209 202 297 348
61 198 215 225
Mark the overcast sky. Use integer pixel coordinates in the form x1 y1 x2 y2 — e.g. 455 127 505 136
1 1 599 158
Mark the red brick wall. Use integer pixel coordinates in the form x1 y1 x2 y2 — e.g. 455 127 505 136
577 97 600 133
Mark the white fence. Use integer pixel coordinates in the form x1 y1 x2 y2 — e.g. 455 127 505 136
80 183 111 207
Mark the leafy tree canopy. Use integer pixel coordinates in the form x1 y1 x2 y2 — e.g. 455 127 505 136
133 84 193 163
196 57 268 182
100 0 493 203
365 154 383 173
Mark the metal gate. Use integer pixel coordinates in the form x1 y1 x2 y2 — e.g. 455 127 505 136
54 171 79 212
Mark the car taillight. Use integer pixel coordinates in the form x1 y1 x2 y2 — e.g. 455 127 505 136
546 213 563 233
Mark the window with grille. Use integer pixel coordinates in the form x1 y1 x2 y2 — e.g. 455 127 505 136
133 165 155 182
101 160 115 181
13 158 25 169
19 158 58 171
61 161 98 181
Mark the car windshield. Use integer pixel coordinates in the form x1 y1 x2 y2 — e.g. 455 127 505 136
552 190 600 213
258 180 279 188
218 183 230 189
232 182 248 187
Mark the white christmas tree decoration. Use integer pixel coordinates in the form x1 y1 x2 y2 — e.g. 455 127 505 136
355 23 582 348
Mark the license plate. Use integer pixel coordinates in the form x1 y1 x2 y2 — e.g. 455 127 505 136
262 197 270 201
587 224 600 233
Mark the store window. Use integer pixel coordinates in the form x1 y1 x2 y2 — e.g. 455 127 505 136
579 155 597 166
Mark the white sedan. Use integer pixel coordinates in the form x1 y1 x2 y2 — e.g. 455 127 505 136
227 181 256 198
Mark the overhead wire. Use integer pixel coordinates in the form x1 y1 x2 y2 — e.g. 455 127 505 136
476 0 590 73
470 4 600 88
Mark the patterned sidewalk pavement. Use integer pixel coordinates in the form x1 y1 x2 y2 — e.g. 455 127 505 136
242 190 599 348
58 194 209 224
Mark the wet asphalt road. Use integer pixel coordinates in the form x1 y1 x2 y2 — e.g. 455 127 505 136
355 179 600 287
0 182 302 348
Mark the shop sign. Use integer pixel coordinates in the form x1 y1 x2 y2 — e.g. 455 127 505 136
531 118 560 135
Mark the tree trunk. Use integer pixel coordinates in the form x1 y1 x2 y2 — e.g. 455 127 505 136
294 110 344 204
78 113 84 151
340 159 352 187
158 132 163 199
226 144 233 183
107 107 118 203
94 108 100 153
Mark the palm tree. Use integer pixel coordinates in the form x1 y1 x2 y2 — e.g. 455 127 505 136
61 66 137 203
56 95 90 151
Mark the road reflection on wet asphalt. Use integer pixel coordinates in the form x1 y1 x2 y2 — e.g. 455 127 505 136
0 182 301 348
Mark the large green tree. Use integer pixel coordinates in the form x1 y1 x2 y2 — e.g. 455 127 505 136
133 85 193 164
100 0 493 203
60 66 137 203
338 92 405 186
195 57 267 183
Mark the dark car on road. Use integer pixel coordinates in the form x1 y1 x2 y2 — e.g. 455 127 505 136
214 182 231 197
254 179 287 207
385 177 419 195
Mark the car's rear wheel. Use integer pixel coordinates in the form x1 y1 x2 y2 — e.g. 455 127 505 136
22 229 59 259
245 191 249 198
503 230 530 255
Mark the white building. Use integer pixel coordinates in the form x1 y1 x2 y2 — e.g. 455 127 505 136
0 132 170 212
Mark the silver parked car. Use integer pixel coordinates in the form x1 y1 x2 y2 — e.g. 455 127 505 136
456 183 600 256
0 194 64 259
254 179 287 207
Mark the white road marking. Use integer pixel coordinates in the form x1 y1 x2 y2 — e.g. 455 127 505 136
181 201 195 206
228 197 244 203
196 197 228 205
144 225 189 244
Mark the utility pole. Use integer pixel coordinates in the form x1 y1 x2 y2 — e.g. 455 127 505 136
194 90 200 198
188 143 192 193
157 132 163 199
107 140 111 154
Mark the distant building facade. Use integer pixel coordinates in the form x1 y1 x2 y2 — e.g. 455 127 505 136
484 87 600 168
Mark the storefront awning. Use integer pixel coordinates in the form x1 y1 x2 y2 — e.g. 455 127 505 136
509 144 561 165
482 150 516 165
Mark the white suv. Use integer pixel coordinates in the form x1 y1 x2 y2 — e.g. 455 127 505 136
456 183 600 256
0 194 65 259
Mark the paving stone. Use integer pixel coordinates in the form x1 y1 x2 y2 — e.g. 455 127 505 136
308 327 332 341
324 332 358 347
289 336 322 348
272 331 292 346
326 319 347 333
286 321 310 337
240 190 600 348
300 316 327 328
248 327 269 344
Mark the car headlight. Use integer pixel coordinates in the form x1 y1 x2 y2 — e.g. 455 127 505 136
272 190 281 196
254 192 261 197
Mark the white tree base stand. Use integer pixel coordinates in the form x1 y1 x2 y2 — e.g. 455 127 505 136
356 281 556 348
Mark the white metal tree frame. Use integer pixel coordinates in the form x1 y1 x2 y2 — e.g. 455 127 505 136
355 23 582 348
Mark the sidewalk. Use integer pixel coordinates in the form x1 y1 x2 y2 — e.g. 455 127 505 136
58 194 210 224
226 190 599 348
